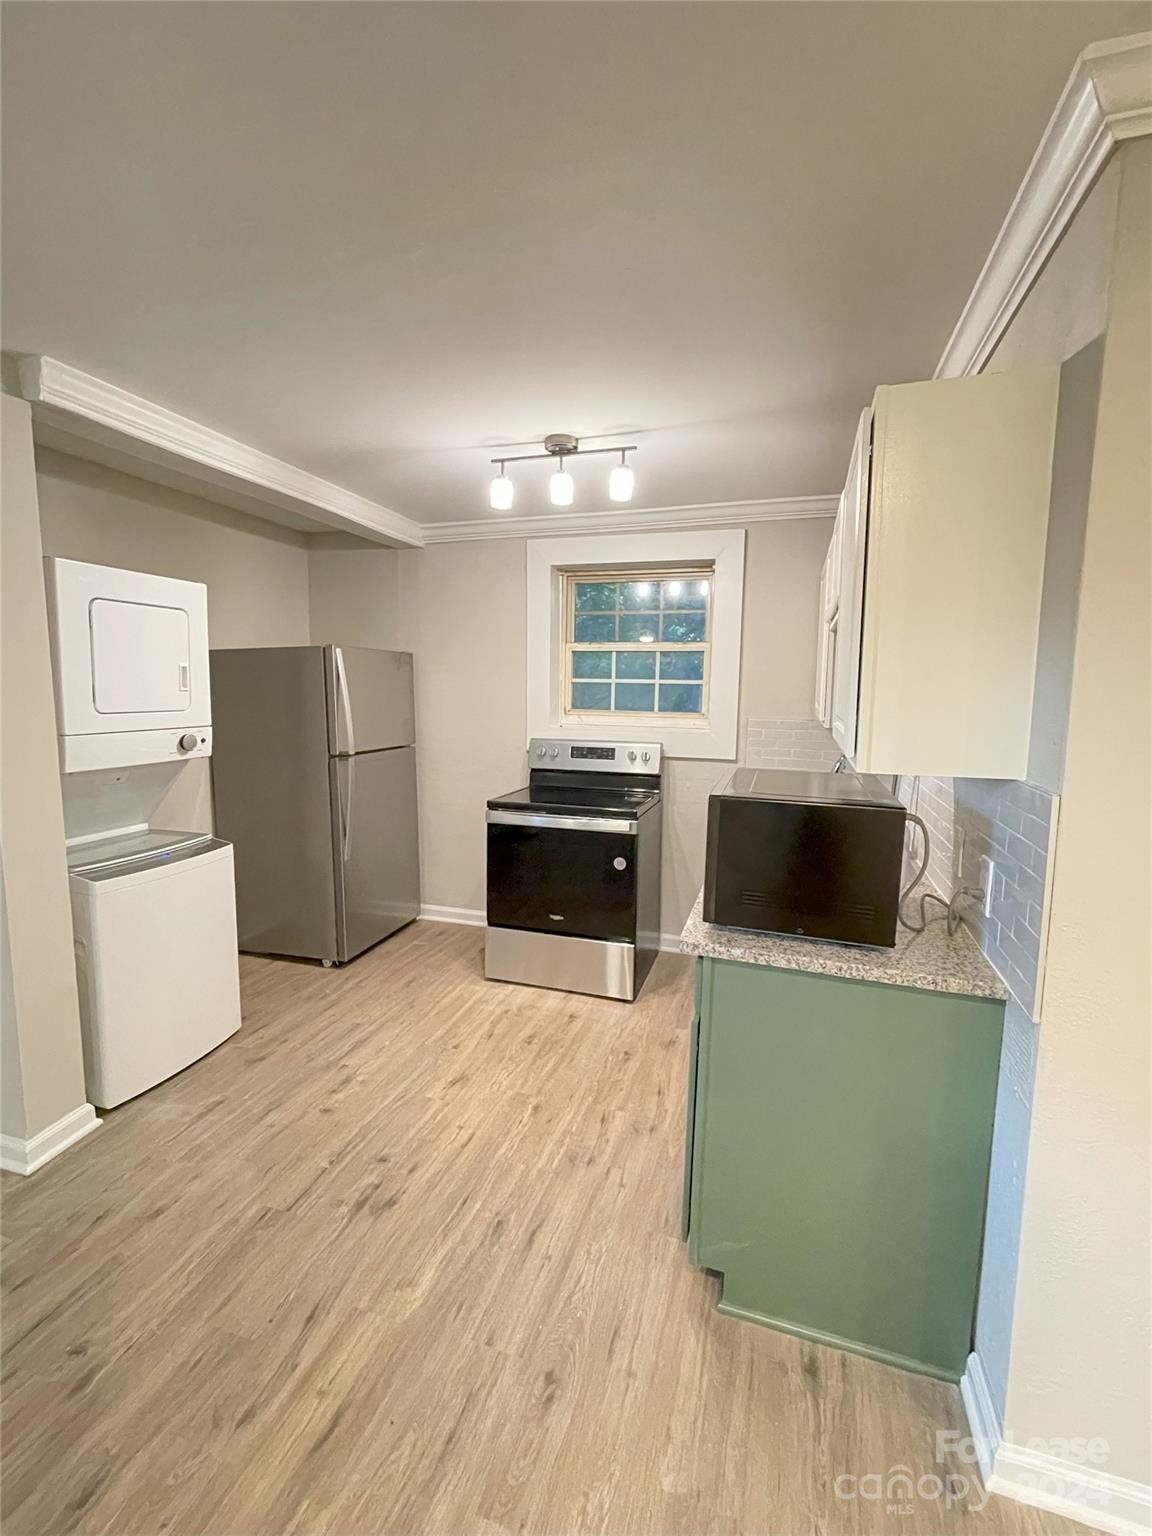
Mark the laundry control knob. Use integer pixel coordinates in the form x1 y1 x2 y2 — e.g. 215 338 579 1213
177 732 199 752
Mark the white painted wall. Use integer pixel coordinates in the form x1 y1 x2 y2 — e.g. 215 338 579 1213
309 538 400 649
1001 137 1152 1492
0 399 91 1148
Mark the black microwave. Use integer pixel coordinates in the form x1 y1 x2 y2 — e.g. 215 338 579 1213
704 769 906 948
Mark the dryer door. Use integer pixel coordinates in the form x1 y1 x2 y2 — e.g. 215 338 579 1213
44 558 210 737
91 598 191 715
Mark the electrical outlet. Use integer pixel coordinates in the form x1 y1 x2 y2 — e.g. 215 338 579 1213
953 827 967 887
978 854 995 917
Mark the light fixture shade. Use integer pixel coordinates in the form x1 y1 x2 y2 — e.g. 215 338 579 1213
550 468 575 507
489 473 514 511
608 463 635 503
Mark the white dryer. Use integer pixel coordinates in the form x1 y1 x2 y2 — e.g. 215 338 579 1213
44 558 211 772
68 830 242 1108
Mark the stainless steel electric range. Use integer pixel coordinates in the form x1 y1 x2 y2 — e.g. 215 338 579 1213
485 738 663 1002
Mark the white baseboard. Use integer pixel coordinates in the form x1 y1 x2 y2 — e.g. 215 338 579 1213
989 1444 1152 1536
0 1103 99 1176
960 1350 1002 1486
419 904 485 927
420 906 687 956
962 1351 1152 1536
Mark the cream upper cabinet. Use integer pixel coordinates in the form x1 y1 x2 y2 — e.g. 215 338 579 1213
830 368 1058 779
830 410 870 758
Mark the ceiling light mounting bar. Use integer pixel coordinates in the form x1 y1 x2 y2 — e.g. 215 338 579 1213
488 432 638 509
490 444 638 466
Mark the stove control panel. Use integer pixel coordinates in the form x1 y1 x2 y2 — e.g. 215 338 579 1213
528 738 662 774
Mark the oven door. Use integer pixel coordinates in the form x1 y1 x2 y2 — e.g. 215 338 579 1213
486 810 638 942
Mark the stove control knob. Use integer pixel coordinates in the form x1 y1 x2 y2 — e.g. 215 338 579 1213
641 750 651 764
536 746 547 757
627 750 637 762
177 732 199 752
549 747 559 759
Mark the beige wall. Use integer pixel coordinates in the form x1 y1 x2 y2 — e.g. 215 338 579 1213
0 399 89 1143
309 538 400 650
1002 139 1152 1486
309 517 833 931
35 449 313 831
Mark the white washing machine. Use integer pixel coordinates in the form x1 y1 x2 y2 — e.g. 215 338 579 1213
68 829 242 1108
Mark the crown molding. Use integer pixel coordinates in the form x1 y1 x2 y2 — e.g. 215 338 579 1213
16 356 424 548
936 32 1152 380
420 495 837 543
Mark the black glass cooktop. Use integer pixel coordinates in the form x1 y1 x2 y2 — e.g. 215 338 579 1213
487 783 661 818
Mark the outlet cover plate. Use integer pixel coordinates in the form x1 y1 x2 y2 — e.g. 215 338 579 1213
978 854 995 916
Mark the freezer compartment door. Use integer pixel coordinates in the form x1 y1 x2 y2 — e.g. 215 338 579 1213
331 745 421 961
326 647 415 755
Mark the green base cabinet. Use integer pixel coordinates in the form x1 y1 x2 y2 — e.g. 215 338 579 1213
683 955 1004 1383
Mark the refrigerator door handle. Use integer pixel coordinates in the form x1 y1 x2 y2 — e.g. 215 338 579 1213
343 754 355 863
335 647 356 757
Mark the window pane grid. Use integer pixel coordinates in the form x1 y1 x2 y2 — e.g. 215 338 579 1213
564 569 712 719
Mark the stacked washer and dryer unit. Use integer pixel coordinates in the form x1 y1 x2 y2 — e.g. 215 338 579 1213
44 558 242 1110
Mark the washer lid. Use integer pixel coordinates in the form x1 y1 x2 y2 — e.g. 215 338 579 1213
67 827 216 878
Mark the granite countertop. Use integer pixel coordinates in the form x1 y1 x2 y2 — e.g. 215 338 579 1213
679 889 1009 1000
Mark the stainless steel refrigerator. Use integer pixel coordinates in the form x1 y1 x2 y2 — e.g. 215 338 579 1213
210 645 420 965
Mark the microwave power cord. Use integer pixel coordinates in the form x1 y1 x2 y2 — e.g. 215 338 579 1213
897 813 985 936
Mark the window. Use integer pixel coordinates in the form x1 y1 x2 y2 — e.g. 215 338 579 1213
563 571 712 718
526 528 745 760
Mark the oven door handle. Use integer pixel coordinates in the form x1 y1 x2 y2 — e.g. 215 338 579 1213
486 810 638 835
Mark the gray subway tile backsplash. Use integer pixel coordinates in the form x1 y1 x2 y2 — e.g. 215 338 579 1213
742 717 841 773
953 776 1055 1022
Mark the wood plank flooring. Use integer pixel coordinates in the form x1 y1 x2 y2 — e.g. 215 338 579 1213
2 921 1081 1535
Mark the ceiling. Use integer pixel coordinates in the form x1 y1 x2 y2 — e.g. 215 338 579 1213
2 1 1148 528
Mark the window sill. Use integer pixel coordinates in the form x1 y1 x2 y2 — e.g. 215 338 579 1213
550 714 732 760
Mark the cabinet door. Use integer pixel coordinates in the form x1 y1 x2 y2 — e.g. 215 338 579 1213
681 961 704 1240
815 559 830 724
823 613 839 731
822 509 842 620
689 958 1004 1382
830 409 871 757
853 370 1057 777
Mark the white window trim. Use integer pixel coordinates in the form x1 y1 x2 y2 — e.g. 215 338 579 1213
527 528 745 760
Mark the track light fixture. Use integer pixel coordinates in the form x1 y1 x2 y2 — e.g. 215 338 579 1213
488 433 636 510
608 448 635 504
489 461 514 511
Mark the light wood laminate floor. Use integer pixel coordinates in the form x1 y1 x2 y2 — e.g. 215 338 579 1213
2 921 1080 1536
